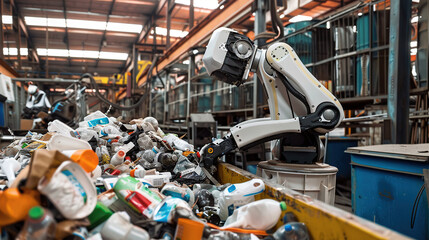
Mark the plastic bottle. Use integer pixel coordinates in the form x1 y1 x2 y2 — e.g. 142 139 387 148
17 206 57 240
163 134 194 151
137 134 154 150
272 222 310 240
141 149 156 162
100 212 149 240
155 153 178 169
111 150 126 166
72 129 98 141
47 119 73 136
130 165 146 178
223 199 287 230
218 179 265 221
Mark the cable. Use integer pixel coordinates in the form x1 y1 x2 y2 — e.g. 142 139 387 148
83 55 159 111
276 70 311 114
286 89 295 118
410 183 425 229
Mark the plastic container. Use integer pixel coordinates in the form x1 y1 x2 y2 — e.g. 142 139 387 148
113 176 162 218
152 197 192 223
110 150 126 166
100 212 149 240
61 149 99 172
47 134 92 151
130 165 146 178
223 199 287 230
88 202 113 230
0 188 40 226
17 206 57 240
174 218 205 240
47 120 73 136
38 161 97 220
1 158 21 187
161 183 195 206
218 179 265 221
272 222 310 240
257 161 337 205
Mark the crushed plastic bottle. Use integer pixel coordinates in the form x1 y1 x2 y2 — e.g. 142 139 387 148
17 206 57 240
163 134 194 151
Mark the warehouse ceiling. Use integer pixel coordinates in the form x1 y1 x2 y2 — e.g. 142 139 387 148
1 0 356 79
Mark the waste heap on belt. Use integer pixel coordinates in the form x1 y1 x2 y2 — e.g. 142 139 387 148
0 110 310 240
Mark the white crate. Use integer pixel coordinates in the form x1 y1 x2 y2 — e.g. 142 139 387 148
257 161 338 205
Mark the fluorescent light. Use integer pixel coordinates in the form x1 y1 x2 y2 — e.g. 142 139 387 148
280 14 285 18
220 5 224 9
411 16 419 23
326 21 330 29
151 27 188 38
358 12 363 16
411 41 418 48
183 59 190 64
24 16 142 33
175 0 219 9
289 15 312 23
353 26 357 33
2 15 12 24
36 48 128 60
3 48 28 55
107 22 142 33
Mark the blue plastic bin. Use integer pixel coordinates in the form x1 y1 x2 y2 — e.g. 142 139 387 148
325 137 359 180
347 144 429 240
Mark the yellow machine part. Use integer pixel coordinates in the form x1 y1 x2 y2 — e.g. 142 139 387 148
217 163 410 240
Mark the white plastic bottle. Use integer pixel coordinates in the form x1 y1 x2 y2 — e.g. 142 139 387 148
110 150 126 166
218 179 265 221
163 134 194 151
130 165 146 178
100 212 149 240
223 199 287 230
272 222 310 240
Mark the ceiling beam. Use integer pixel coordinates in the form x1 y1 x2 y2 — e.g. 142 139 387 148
122 0 167 72
138 0 254 86
10 0 40 66
95 0 116 67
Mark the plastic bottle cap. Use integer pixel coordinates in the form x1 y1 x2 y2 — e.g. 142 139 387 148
280 201 287 211
118 150 125 157
130 169 136 177
284 224 293 232
196 151 201 158
68 149 99 173
29 206 44 220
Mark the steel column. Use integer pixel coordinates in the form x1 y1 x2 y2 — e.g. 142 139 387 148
166 0 172 49
387 0 412 144
0 0 4 59
253 0 266 118
189 0 194 29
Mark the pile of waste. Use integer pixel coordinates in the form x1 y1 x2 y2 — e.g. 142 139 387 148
0 111 310 239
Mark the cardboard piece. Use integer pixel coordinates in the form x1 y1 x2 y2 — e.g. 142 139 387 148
24 150 71 190
20 119 34 130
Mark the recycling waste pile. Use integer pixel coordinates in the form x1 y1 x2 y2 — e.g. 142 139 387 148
0 111 310 240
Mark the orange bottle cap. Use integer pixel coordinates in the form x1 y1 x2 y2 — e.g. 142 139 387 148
70 149 99 173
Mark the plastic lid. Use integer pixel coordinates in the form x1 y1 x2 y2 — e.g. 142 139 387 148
29 206 44 220
280 201 287 211
118 150 125 157
284 224 293 232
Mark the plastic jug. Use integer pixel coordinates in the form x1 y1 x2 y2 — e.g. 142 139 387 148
272 222 310 240
47 120 73 136
16 206 57 240
100 212 149 240
61 149 99 172
47 134 92 151
0 188 40 226
218 179 265 221
223 199 287 230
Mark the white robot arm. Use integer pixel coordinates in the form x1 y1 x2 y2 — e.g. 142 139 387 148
200 28 344 167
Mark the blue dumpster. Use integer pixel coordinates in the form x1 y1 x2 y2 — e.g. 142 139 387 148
347 144 429 239
325 137 359 180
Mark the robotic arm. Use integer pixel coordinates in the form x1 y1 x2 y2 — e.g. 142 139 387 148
200 28 344 167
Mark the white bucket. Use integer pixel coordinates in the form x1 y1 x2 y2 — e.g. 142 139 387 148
257 160 337 205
